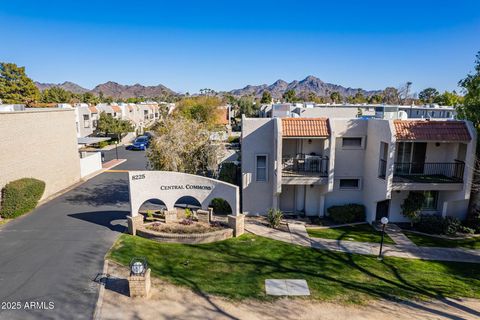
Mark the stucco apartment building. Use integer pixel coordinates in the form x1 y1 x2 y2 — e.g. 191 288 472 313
241 116 476 223
0 108 81 201
261 103 457 120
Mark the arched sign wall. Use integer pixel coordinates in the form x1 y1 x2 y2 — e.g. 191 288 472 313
129 171 240 217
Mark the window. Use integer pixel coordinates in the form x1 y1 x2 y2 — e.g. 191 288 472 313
421 191 438 210
342 137 363 148
339 179 360 189
83 114 90 128
255 155 267 182
378 142 388 179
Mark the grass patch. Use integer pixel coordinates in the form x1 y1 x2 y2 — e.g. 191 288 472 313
108 234 480 302
307 224 395 244
404 231 480 249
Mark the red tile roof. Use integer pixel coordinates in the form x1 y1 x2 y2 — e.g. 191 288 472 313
88 106 98 113
111 105 122 113
282 118 330 137
394 120 471 141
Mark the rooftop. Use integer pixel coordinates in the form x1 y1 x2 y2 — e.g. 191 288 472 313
394 120 471 141
282 118 330 137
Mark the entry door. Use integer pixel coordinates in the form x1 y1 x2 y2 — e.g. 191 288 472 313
411 143 427 174
375 200 390 221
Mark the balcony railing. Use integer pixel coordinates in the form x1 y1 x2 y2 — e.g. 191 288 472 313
282 156 329 177
393 161 465 183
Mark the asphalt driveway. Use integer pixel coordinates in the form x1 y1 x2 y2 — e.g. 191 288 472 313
0 148 148 320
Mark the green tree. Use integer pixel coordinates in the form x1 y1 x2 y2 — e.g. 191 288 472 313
458 51 480 221
0 62 40 104
175 96 223 127
237 96 258 117
458 53 480 128
96 112 133 140
401 192 425 227
368 94 383 104
260 90 272 104
40 87 73 103
81 92 100 104
434 91 464 106
147 117 220 175
350 91 366 104
330 91 341 103
283 89 297 103
418 88 440 104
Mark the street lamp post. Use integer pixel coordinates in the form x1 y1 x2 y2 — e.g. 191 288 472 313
378 217 389 260
115 140 119 160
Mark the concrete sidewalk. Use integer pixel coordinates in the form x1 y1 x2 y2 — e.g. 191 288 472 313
245 220 480 263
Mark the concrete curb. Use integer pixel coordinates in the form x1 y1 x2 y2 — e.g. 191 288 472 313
93 259 109 320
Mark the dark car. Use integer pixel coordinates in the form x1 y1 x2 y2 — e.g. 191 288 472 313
129 136 150 151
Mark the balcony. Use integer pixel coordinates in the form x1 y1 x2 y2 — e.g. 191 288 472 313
393 162 464 183
282 155 329 180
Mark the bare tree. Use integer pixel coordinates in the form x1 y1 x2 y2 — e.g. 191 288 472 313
147 117 222 176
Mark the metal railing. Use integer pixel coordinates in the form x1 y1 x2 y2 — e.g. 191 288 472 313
282 156 329 177
393 161 465 182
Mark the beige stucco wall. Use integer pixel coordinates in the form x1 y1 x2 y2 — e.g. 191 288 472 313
241 117 276 214
0 109 81 201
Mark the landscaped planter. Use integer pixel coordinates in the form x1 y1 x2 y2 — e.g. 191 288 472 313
136 226 233 244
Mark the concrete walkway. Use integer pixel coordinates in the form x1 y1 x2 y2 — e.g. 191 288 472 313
384 224 417 247
245 220 480 263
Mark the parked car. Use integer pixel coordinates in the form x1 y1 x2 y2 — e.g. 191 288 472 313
129 136 150 151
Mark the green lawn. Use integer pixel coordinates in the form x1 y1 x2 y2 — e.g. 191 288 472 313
404 231 480 249
108 234 480 303
307 224 395 244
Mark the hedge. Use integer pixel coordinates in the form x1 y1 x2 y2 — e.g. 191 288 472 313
0 178 45 219
327 204 366 224
414 214 462 235
209 198 232 215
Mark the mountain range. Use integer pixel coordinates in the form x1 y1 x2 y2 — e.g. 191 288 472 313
228 76 382 98
35 76 382 99
34 81 175 99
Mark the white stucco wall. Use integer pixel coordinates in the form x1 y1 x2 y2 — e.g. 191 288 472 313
129 171 240 216
79 152 102 178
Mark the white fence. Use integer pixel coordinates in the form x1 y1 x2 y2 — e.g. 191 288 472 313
79 152 102 178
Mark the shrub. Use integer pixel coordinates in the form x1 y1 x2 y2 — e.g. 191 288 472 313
464 209 480 234
458 225 475 235
227 136 240 143
415 214 461 235
327 204 366 224
210 198 232 215
146 210 154 220
184 208 193 220
97 141 109 148
179 218 194 226
401 192 425 226
266 208 283 229
443 216 461 235
415 214 444 234
0 178 45 219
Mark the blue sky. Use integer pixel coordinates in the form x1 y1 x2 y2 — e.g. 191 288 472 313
1 0 479 94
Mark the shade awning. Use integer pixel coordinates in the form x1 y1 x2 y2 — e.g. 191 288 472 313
77 137 111 145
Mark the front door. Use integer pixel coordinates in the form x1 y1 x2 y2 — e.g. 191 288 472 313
375 200 390 221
